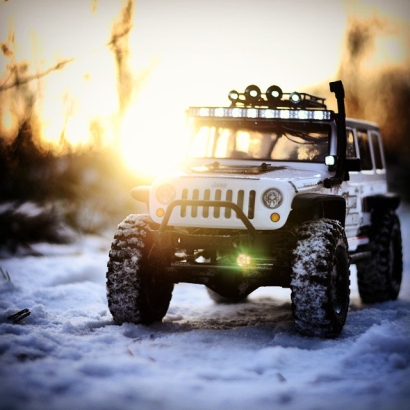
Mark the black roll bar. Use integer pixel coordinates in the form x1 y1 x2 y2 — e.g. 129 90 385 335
159 200 257 236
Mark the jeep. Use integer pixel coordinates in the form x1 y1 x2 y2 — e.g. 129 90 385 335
106 80 403 337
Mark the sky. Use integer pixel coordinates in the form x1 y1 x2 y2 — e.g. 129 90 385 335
0 0 409 176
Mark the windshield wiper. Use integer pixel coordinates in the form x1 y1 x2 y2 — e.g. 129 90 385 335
282 126 328 144
283 132 327 144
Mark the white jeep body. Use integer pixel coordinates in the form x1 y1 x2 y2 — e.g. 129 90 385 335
143 117 388 256
150 161 326 230
109 82 402 337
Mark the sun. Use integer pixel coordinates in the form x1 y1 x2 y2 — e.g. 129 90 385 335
120 86 190 178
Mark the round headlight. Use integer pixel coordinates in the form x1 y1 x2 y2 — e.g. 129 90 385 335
262 188 283 209
156 184 176 205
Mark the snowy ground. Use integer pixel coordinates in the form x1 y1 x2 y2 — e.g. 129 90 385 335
1 206 410 410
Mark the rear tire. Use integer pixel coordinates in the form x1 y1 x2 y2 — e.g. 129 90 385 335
106 214 173 325
291 219 350 337
357 209 402 303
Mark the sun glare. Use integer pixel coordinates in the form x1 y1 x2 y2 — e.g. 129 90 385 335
120 85 190 177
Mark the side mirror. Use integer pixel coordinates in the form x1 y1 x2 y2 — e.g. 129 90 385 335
346 157 361 172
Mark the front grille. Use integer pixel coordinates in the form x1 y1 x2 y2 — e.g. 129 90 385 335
180 188 256 220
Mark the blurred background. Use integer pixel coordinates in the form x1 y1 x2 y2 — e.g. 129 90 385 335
0 0 409 254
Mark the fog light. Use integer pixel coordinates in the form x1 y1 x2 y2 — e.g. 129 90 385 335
237 253 252 267
270 213 280 222
156 208 165 217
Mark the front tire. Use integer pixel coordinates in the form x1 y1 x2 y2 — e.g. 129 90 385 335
106 214 173 325
356 209 402 303
291 219 350 337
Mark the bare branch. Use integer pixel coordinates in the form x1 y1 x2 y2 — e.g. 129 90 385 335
0 58 75 92
107 25 133 48
0 71 13 89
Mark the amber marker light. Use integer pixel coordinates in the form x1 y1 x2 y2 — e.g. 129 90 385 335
270 213 280 222
156 208 165 217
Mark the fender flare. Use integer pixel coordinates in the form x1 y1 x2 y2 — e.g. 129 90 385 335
291 193 346 226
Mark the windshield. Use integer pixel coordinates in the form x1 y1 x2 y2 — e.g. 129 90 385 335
188 122 330 162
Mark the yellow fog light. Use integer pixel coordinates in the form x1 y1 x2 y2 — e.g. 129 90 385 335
156 208 165 217
270 213 280 223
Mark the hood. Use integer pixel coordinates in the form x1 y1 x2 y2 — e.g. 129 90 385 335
186 162 286 175
180 162 325 190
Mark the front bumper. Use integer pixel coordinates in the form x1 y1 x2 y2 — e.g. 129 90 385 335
149 199 296 287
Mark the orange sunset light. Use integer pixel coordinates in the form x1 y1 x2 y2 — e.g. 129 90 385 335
0 0 408 177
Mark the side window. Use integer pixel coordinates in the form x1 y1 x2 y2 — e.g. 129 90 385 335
370 133 384 170
346 129 356 157
357 130 373 171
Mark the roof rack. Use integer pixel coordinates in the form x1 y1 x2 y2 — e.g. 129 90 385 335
228 84 327 110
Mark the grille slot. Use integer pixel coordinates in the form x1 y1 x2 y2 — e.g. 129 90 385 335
248 190 256 219
225 190 233 218
214 189 222 218
237 190 244 219
191 189 199 217
203 189 211 217
178 188 256 220
181 189 188 217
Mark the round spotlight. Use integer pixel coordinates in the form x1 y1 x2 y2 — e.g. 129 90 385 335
289 92 301 104
245 85 261 103
266 85 283 102
228 90 239 102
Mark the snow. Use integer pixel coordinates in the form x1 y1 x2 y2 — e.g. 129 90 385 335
1 206 410 410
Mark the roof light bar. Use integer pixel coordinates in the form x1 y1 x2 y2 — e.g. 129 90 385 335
224 84 327 109
188 107 332 121
187 84 333 122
